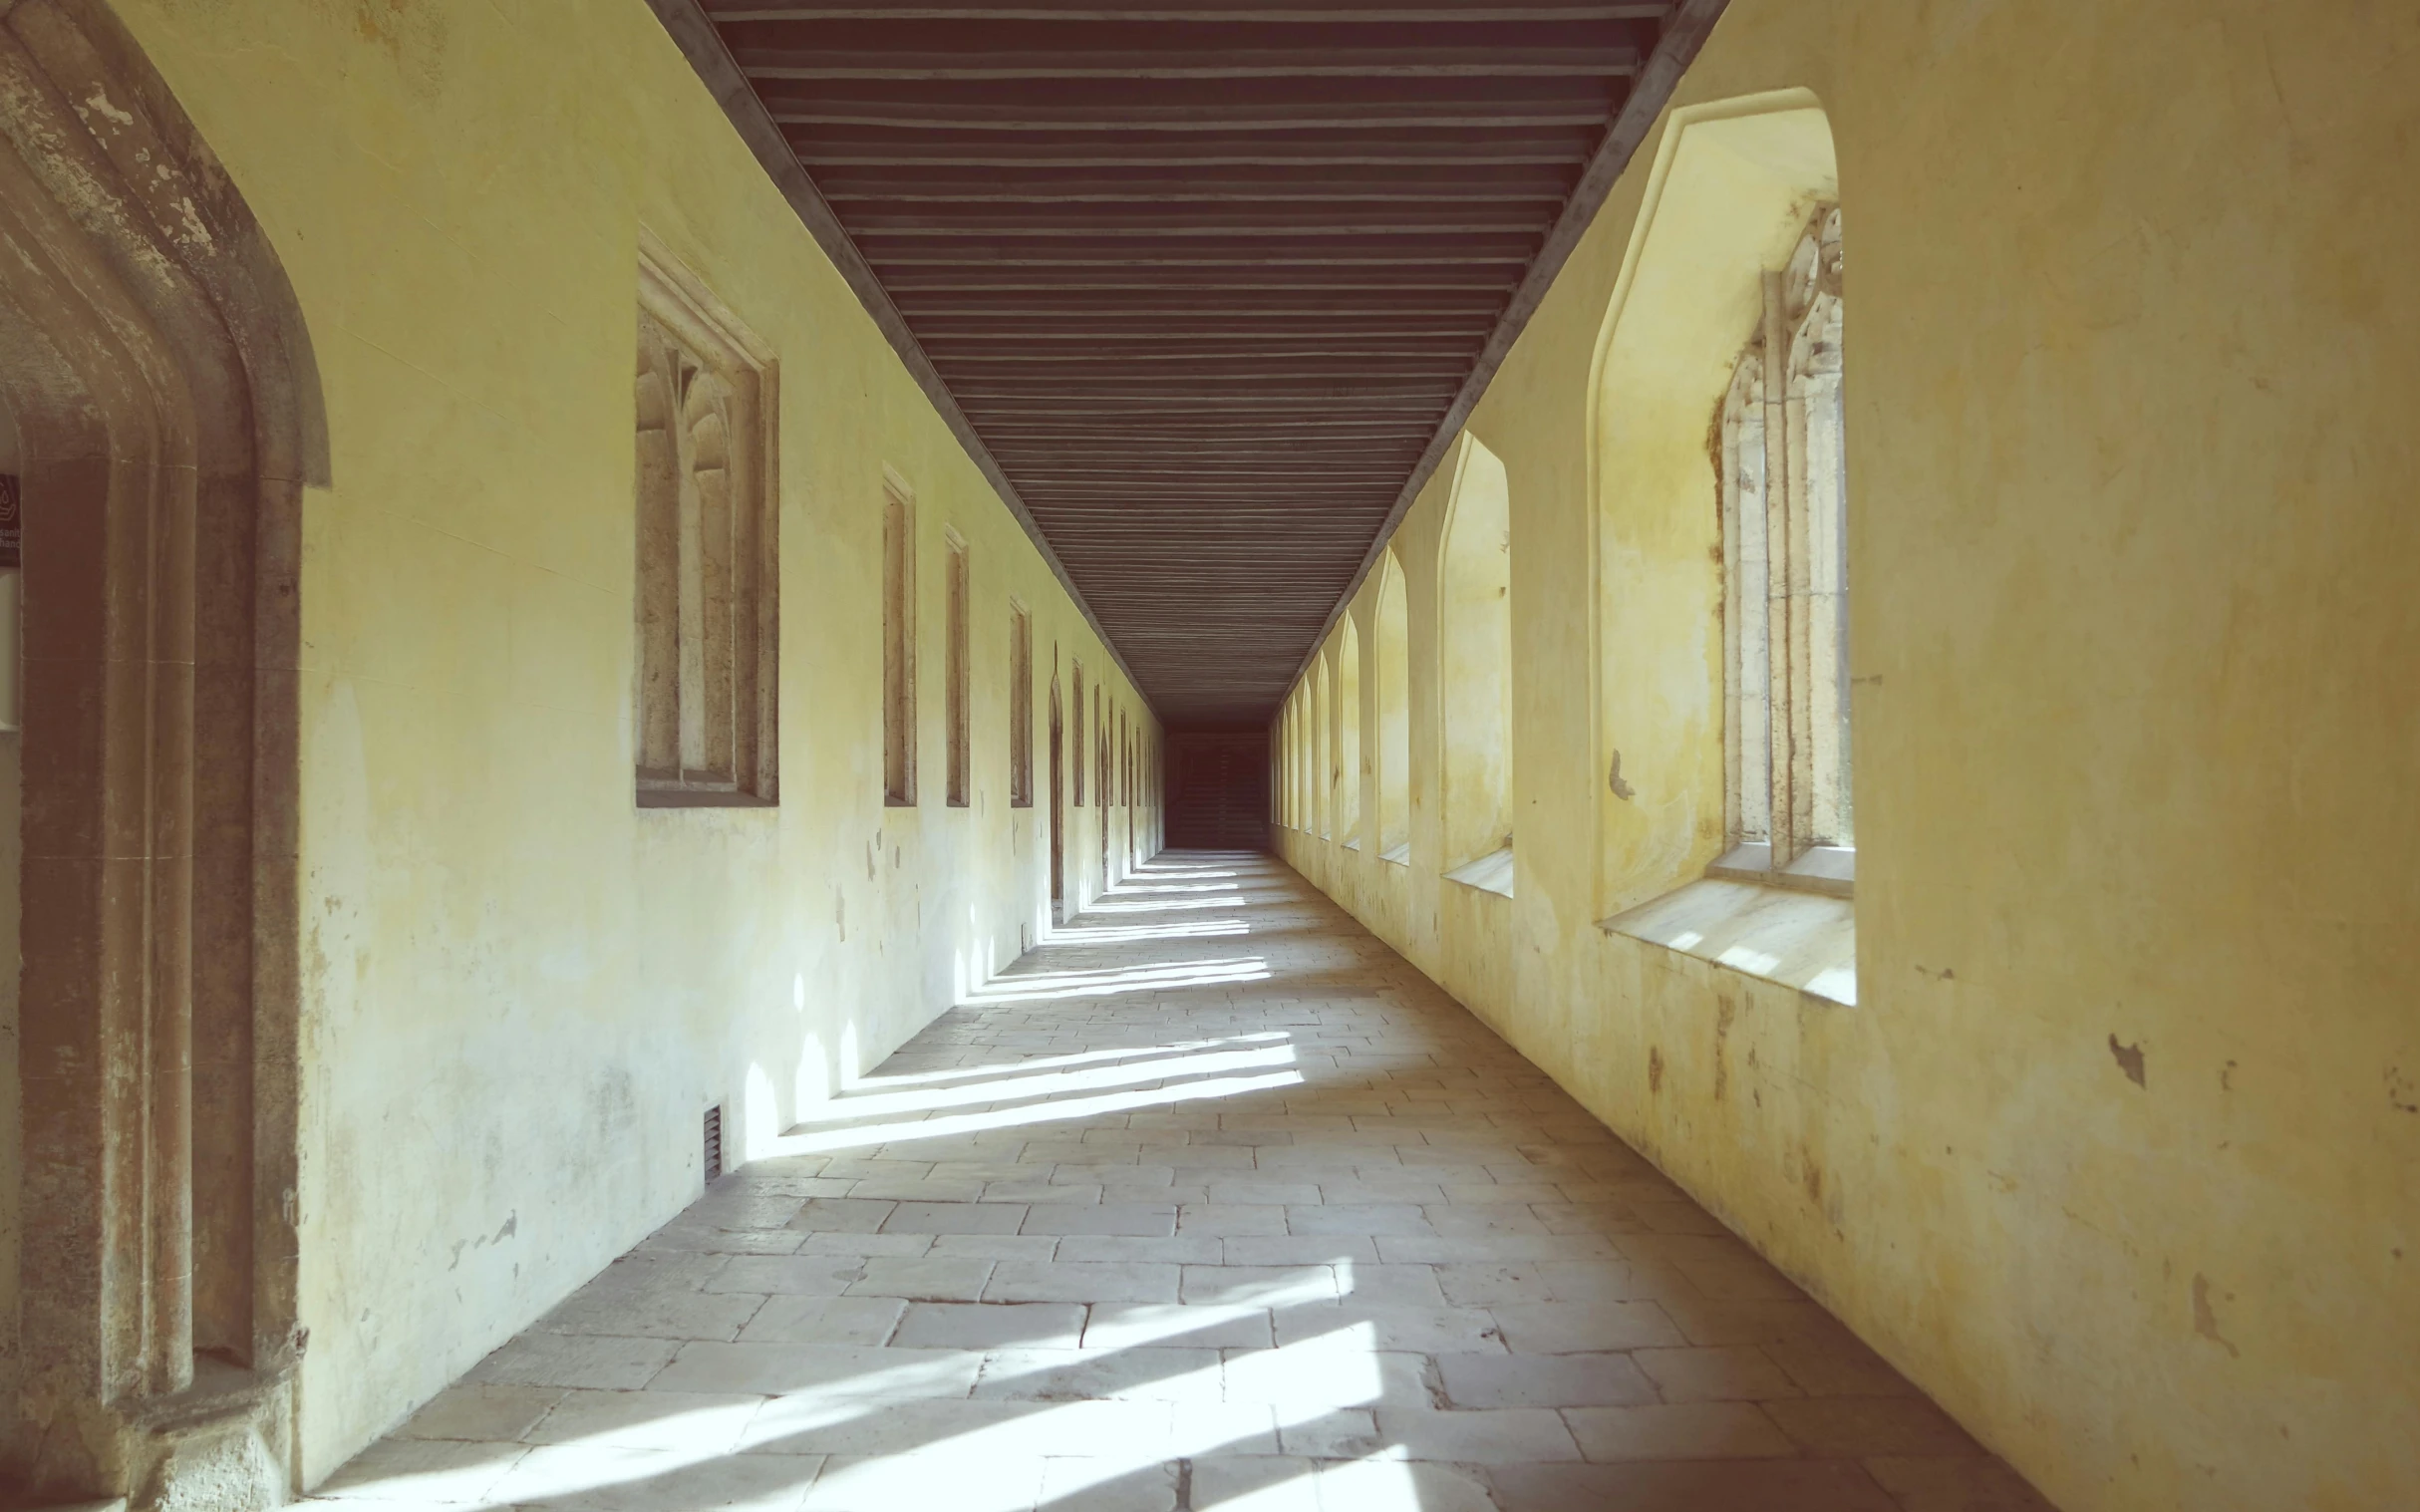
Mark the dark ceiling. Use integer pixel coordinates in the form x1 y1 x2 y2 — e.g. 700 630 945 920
653 0 1722 727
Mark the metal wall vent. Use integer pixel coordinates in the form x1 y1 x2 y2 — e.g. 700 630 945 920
703 1104 724 1184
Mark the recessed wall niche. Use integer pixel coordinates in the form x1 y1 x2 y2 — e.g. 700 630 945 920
633 234 779 806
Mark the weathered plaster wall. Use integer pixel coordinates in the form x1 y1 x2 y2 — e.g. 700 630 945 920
0 395 18 1442
105 0 1159 1482
0 662 16 1458
1280 3 2420 1508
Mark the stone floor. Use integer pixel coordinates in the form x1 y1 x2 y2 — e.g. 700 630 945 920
309 851 2052 1512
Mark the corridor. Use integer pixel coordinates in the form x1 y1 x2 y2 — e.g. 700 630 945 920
312 854 2043 1512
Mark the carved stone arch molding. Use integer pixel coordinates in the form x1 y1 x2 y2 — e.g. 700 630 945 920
0 0 326 1506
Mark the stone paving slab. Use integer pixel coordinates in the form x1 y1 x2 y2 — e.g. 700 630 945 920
297 852 2054 1512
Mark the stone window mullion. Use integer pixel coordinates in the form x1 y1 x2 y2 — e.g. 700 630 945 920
635 330 684 784
689 375 738 785
1722 354 1770 847
1760 267 1800 869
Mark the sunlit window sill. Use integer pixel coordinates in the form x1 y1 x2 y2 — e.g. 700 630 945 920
1601 873 1855 1006
1443 843 1515 899
1344 837 1362 852
1705 841 1854 899
1378 841 1410 867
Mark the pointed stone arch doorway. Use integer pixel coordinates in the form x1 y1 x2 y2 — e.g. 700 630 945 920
0 1 327 1505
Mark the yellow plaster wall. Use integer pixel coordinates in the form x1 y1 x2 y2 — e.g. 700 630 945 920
1280 2 2420 1507
109 0 1159 1480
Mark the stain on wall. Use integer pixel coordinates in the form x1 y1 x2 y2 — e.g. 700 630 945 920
2108 1036 2148 1088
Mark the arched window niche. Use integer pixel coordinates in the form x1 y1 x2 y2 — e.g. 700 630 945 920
1373 550 1411 863
1288 691 1304 832
1332 616 1362 850
1289 686 1308 834
1310 658 1331 841
1590 91 1856 1007
1276 696 1292 830
1439 433 1514 897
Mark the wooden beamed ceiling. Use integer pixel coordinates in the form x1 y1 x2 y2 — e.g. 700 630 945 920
667 0 1723 726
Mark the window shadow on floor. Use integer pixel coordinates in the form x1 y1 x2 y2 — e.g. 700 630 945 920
308 854 2052 1512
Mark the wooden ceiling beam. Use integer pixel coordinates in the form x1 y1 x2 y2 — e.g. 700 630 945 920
756 75 1620 131
1034 509 1395 520
873 265 1520 291
897 293 1505 311
974 409 1443 422
917 332 1494 351
772 102 1609 132
986 432 1436 446
999 460 1424 475
979 429 1453 449
1053 549 1379 559
1002 466 1412 476
785 125 1600 166
1107 622 1348 633
1081 593 1364 607
1072 572 1377 583
930 341 1484 358
1046 514 1391 523
935 336 1478 348
708 4 1668 20
999 460 1427 474
1102 603 1348 613
1040 510 1394 521
1067 549 1377 560
934 360 1480 380
860 236 1538 265
945 371 1475 386
952 387 1459 406
1012 471 1421 483
1018 482 1414 494
1097 620 1356 634
949 370 1462 388
987 429 1434 444
1043 505 1388 515
909 318 1500 338
1038 503 1394 514
1020 472 1413 486
814 163 1579 202
739 46 1642 80
968 406 1442 426
846 206 1557 237
975 407 1445 420
983 436 1439 451
975 419 1442 435
1025 473 1419 485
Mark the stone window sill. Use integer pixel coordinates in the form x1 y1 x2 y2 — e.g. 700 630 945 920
1601 874 1855 1006
1378 840 1410 867
1443 843 1515 899
1706 841 1854 899
639 788 777 809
